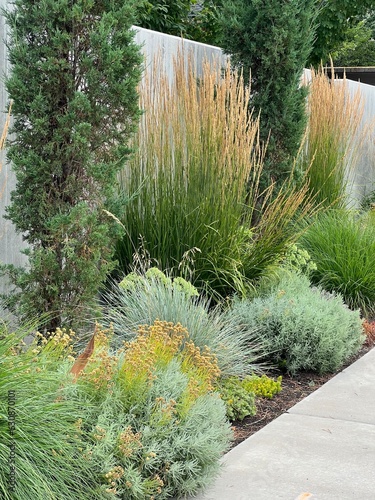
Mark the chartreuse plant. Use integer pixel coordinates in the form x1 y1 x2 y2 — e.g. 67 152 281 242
242 243 318 301
102 274 265 377
227 272 365 375
281 245 317 277
242 374 282 399
299 210 375 317
74 320 232 499
119 268 199 298
217 377 256 422
217 374 282 421
0 324 100 499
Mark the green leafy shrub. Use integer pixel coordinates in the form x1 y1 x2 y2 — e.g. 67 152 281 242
75 320 232 499
281 245 317 277
217 374 281 421
102 274 265 377
217 377 256 422
242 375 282 399
227 272 364 375
299 210 375 317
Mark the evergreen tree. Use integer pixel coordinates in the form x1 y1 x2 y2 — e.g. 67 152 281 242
2 0 142 332
219 0 317 187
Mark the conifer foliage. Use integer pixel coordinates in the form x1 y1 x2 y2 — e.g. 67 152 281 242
219 0 316 186
2 0 142 331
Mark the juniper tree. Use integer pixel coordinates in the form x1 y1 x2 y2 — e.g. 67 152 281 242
219 0 317 188
2 0 142 332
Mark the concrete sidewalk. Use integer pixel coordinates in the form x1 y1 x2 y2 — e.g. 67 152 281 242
192 347 375 500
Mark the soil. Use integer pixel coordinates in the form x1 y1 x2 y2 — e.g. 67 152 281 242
230 341 375 449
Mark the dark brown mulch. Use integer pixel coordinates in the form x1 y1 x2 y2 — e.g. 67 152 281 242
230 341 374 449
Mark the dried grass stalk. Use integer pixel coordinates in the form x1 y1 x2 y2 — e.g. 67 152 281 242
303 66 364 207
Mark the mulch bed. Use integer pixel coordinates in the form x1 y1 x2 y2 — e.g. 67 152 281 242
230 341 375 449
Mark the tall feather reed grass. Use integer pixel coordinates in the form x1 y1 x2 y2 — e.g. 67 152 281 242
302 67 364 208
116 52 315 298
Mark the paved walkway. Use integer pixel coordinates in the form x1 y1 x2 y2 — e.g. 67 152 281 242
192 347 375 500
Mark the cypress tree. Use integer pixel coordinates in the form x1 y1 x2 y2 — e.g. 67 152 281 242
219 0 317 187
2 0 142 332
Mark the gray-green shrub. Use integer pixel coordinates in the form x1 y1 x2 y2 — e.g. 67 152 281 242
85 364 232 499
227 273 364 375
74 320 232 499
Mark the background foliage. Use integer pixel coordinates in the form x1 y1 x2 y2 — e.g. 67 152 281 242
310 0 375 66
136 0 223 45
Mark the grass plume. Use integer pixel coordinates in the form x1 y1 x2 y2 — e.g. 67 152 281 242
116 52 264 297
302 66 364 208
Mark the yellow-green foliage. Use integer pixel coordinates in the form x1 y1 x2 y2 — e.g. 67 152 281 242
119 268 199 298
282 244 317 276
242 375 282 399
217 374 282 421
4 327 77 380
118 320 221 415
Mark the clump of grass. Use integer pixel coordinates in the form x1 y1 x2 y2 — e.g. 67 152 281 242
242 177 317 281
0 323 100 499
101 274 265 378
299 209 375 317
302 66 364 208
116 52 264 297
116 51 316 298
